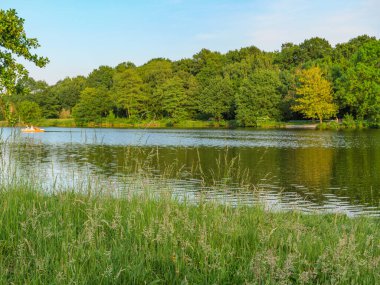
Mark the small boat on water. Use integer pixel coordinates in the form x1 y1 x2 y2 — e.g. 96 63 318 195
21 126 45 133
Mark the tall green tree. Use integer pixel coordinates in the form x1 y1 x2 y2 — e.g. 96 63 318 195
292 67 337 123
278 70 297 120
274 43 304 69
197 77 234 121
17 100 42 123
112 67 146 119
335 40 380 120
178 71 199 119
236 69 282 126
72 88 112 125
13 77 60 118
0 9 48 95
86 66 114 90
275 37 332 69
139 58 173 118
329 36 377 117
299 37 332 62
332 35 376 65
225 46 262 64
50 76 86 112
154 76 190 120
193 49 225 78
0 9 48 123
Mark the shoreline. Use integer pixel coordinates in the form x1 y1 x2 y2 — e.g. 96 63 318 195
1 119 376 130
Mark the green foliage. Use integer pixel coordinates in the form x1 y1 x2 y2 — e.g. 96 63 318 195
335 40 380 120
275 37 332 70
0 9 48 96
197 76 234 120
278 70 297 120
86 65 114 90
10 77 60 119
192 49 225 80
155 75 196 120
111 66 147 119
139 58 173 85
299 37 332 62
317 121 340 130
275 42 304 69
292 67 337 123
342 114 356 128
1 185 379 284
106 110 116 126
139 58 173 118
16 100 42 123
72 88 112 126
0 9 48 126
1 100 17 126
50 76 86 111
236 69 282 126
14 76 49 97
332 35 376 64
2 20 377 128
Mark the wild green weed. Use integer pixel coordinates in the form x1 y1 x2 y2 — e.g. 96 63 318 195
0 185 379 284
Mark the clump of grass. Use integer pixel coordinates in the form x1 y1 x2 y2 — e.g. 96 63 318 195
342 114 356 129
317 121 339 130
256 119 285 129
0 184 379 284
33 118 288 129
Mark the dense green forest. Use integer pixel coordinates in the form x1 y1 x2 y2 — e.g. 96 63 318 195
2 34 380 127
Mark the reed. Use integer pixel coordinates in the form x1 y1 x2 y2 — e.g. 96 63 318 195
0 183 379 284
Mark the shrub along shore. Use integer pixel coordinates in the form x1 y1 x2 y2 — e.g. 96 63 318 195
1 118 377 130
0 184 379 284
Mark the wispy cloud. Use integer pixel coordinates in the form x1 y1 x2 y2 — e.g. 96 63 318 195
245 0 380 50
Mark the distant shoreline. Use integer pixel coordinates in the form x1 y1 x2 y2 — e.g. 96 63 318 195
1 119 376 130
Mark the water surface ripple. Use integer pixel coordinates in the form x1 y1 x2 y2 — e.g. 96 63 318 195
1 127 379 217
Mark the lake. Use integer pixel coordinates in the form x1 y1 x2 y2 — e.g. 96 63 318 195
1 127 379 217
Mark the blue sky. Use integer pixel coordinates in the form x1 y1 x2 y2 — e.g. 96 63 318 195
2 0 379 84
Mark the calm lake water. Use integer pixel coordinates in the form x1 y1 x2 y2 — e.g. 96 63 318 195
1 127 379 217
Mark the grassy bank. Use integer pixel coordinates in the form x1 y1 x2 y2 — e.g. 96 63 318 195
36 118 284 129
3 118 377 129
1 118 286 129
0 185 379 284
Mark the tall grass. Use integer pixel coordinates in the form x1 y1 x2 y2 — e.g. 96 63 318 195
35 118 226 129
0 183 379 284
27 118 288 129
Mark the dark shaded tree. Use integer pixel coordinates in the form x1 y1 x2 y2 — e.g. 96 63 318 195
50 76 86 112
139 58 173 118
111 66 147 119
236 69 282 126
197 76 234 121
17 100 42 123
72 87 112 125
86 66 114 90
335 40 380 120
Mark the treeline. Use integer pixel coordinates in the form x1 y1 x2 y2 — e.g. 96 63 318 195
3 35 380 126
